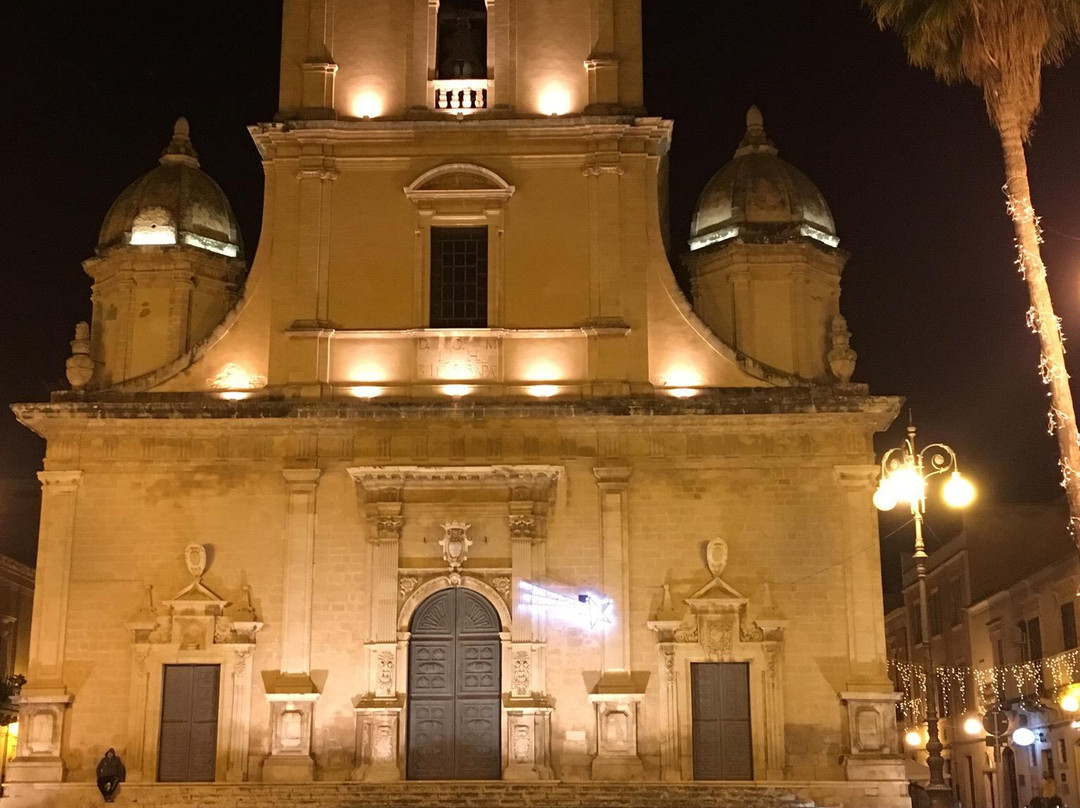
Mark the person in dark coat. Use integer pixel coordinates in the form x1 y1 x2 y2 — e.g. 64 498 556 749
96 748 125 803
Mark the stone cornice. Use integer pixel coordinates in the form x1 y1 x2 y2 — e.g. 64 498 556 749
21 388 898 424
0 555 35 590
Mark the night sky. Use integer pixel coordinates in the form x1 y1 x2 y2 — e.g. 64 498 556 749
2 2 1080 589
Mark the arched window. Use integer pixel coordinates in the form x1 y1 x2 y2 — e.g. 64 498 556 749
436 0 487 80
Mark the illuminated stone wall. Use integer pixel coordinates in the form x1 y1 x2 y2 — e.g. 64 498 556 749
9 2 906 805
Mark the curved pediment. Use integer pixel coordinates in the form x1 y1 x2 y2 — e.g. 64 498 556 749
404 163 515 202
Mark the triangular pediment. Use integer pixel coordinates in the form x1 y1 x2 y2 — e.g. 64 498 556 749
163 579 228 613
685 576 747 610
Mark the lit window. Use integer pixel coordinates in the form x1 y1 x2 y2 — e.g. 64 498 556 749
430 227 488 328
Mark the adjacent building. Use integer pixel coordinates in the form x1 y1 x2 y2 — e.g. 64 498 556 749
886 502 1077 808
7 3 908 806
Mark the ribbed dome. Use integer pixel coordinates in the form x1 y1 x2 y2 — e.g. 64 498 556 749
97 118 244 258
689 107 837 252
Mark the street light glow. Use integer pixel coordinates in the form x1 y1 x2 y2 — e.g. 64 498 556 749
872 482 898 511
1012 727 1036 747
887 465 925 505
1060 684 1080 713
963 715 984 736
943 471 976 508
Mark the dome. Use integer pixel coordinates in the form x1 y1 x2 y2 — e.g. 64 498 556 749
689 107 838 252
97 118 244 258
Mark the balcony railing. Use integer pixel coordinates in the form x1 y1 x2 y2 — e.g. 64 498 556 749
433 79 489 112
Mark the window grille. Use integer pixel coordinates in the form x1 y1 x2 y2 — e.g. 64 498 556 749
430 227 489 328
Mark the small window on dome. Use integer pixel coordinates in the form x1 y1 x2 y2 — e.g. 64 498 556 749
130 206 177 246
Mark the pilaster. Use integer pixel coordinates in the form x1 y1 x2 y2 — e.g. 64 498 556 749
299 0 337 118
505 490 554 780
593 466 631 671
351 472 406 781
590 466 644 779
264 467 322 783
585 0 620 112
7 470 82 783
833 465 893 688
834 465 905 783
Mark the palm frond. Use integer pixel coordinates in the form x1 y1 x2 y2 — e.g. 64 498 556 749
862 0 1080 138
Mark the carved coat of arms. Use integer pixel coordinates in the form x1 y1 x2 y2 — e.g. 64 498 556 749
439 522 473 571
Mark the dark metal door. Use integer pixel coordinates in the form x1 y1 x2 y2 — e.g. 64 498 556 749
407 588 501 779
158 664 219 782
691 661 752 780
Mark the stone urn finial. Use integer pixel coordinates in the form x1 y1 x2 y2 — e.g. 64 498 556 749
65 321 94 390
827 315 857 383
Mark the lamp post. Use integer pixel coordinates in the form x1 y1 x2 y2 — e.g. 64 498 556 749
874 421 975 808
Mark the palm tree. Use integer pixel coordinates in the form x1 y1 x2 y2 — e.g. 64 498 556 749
863 3 1080 806
864 0 1080 537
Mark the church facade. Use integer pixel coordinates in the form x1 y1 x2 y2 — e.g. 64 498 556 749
8 2 907 806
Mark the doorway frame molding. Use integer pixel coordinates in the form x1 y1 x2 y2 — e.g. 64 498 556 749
125 572 261 783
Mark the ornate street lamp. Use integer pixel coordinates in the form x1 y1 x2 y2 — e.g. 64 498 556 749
875 421 975 808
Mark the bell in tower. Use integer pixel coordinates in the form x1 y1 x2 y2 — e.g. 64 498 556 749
437 0 488 80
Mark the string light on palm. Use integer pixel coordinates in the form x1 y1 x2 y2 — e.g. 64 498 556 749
874 419 975 808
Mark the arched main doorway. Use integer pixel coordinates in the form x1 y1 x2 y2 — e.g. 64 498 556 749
407 587 502 780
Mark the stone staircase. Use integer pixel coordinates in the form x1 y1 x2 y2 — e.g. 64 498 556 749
3 781 845 808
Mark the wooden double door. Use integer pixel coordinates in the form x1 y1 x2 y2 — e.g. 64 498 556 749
158 664 220 782
691 661 753 780
407 588 502 780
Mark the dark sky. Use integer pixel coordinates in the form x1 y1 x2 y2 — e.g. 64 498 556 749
2 2 1080 587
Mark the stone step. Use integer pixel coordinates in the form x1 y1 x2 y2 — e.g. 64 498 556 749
2 781 840 808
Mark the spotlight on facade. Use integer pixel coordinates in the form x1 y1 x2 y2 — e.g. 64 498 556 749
527 385 559 399
352 92 383 119
904 729 924 748
963 715 985 737
441 384 472 398
538 85 571 116
1012 727 1036 747
349 386 384 399
218 391 251 401
666 388 701 399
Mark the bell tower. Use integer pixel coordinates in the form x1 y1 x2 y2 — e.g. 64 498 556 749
277 0 644 120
